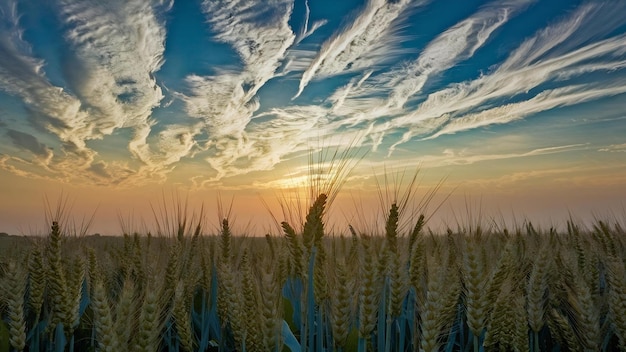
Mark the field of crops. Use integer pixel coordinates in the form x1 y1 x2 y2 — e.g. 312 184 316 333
1 193 626 352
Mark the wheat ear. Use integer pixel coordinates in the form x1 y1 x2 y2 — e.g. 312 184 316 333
64 257 85 335
607 257 626 350
240 249 262 351
132 280 163 352
46 221 70 331
331 259 352 349
463 236 487 343
91 278 120 352
282 221 304 279
527 244 551 336
173 280 194 352
115 276 136 350
4 261 26 352
358 236 378 346
483 280 527 352
260 262 282 351
27 243 46 322
570 268 601 349
419 259 448 352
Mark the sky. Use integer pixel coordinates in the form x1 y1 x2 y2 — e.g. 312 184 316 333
1 0 625 236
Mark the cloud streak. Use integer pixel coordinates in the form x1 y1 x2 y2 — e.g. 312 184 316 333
294 0 422 99
423 82 626 140
180 0 296 180
224 0 626 175
0 0 203 184
383 2 626 150
295 0 327 44
387 0 534 109
1 0 626 189
0 0 91 170
58 0 177 171
302 0 535 143
599 143 626 153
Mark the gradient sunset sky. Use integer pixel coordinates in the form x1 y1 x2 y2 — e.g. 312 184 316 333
1 0 625 235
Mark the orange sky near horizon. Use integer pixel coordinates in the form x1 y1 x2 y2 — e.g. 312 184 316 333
2 0 626 237
2 158 624 237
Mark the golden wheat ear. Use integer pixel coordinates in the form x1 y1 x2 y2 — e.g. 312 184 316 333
91 278 121 352
302 193 327 250
4 261 27 352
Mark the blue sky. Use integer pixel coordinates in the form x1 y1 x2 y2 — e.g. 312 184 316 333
1 0 625 234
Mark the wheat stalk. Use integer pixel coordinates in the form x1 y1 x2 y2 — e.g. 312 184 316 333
65 256 85 334
260 262 282 351
130 234 147 292
217 257 245 349
173 280 194 352
331 259 352 350
385 203 399 254
484 239 515 315
419 257 448 352
527 244 551 338
607 257 626 350
240 249 263 351
27 243 46 321
46 221 71 334
4 261 26 352
548 308 580 351
91 278 120 352
282 221 305 279
302 193 327 252
571 267 601 350
132 280 163 352
115 276 136 350
358 236 378 348
161 241 181 308
388 246 407 319
483 279 527 352
463 235 488 346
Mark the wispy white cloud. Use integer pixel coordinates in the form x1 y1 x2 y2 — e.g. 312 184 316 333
58 0 178 172
201 0 626 181
423 83 626 140
280 49 319 75
358 143 587 173
182 73 254 140
599 143 626 153
314 0 533 136
0 0 43 92
500 2 626 71
191 104 329 185
0 153 51 180
200 0 295 96
387 0 534 109
294 0 423 99
180 0 296 180
0 0 195 185
328 70 373 114
0 0 93 170
384 2 626 148
295 0 327 44
2 0 626 190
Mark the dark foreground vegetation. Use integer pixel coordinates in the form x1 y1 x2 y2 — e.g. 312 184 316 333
1 196 626 352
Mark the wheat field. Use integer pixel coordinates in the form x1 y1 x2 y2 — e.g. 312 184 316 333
1 194 626 352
